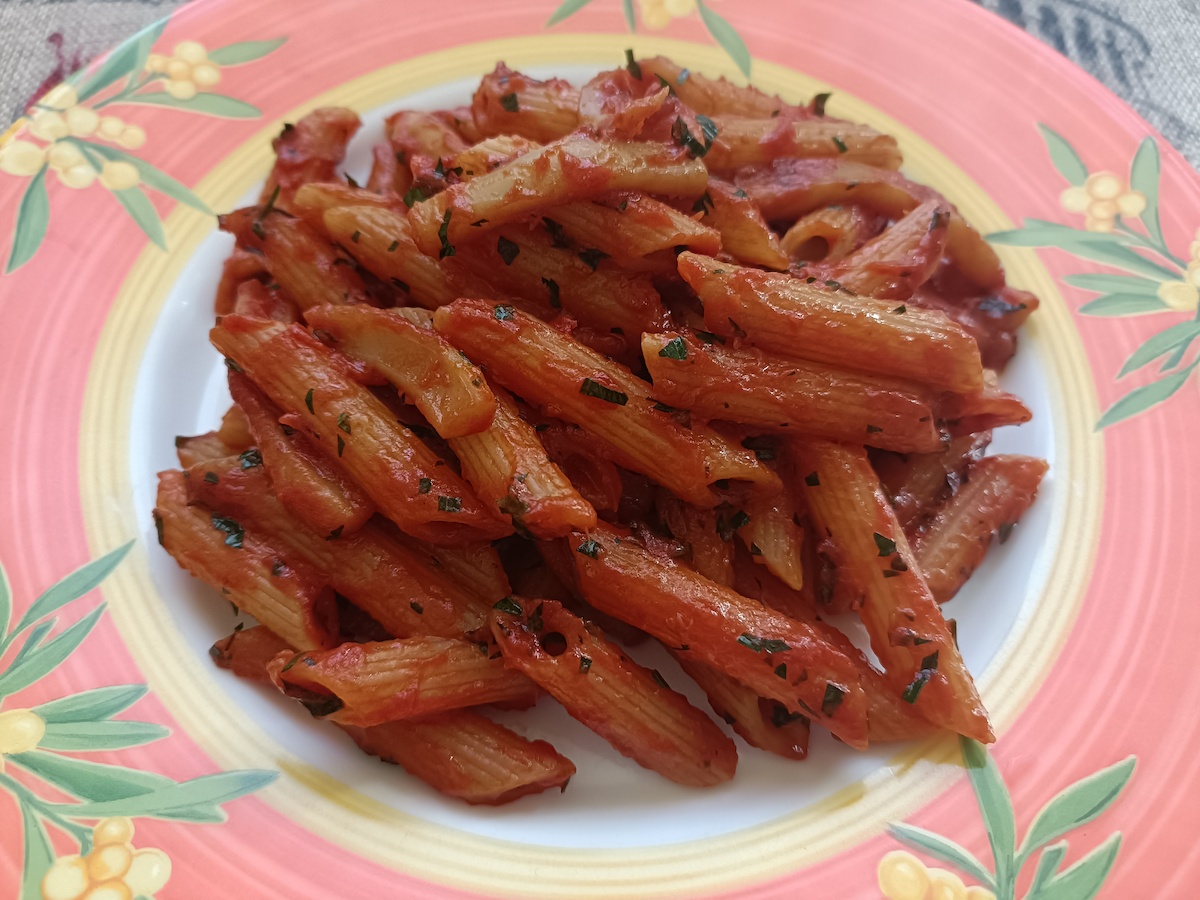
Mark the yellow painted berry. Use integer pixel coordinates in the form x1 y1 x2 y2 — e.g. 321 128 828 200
1159 280 1200 311
1087 199 1118 220
58 163 97 189
165 58 192 82
40 83 79 111
116 125 146 150
47 142 86 171
81 882 132 900
1186 263 1200 289
93 817 135 847
1084 215 1115 233
0 708 46 753
191 62 221 89
96 116 124 141
86 843 133 883
877 850 930 900
145 53 169 74
1059 185 1090 213
926 867 968 900
664 0 697 15
964 887 997 900
65 106 100 138
40 855 89 900
1085 171 1123 201
123 848 172 895
174 40 208 65
0 140 48 177
165 79 198 101
29 111 69 142
99 161 140 191
1115 190 1147 217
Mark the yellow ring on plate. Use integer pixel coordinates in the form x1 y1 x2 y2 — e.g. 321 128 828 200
80 33 1101 898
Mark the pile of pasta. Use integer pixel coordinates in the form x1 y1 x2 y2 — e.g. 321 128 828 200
155 55 1048 805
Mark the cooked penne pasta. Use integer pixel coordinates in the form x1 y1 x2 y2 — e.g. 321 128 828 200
641 332 944 452
568 524 870 748
937 370 1034 436
698 179 789 270
707 115 902 172
210 625 294 683
472 64 581 143
259 108 361 212
679 252 984 394
656 493 735 587
873 432 992 535
830 198 951 300
214 248 269 316
269 636 539 726
449 386 597 538
791 438 992 742
433 299 778 507
779 204 882 264
737 489 806 592
491 598 737 786
912 454 1048 604
211 316 512 544
155 470 338 651
635 56 792 118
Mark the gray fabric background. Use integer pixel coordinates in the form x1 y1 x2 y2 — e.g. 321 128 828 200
2 0 1199 165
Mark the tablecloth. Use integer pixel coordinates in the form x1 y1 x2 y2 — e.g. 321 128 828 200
3 0 1199 165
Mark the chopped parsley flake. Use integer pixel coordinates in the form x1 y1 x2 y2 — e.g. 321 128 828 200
497 236 520 265
821 683 846 717
493 304 516 321
579 378 628 405
624 49 642 79
500 92 520 112
437 495 462 513
832 135 849 153
738 633 790 654
576 538 601 558
403 186 428 208
658 336 688 360
437 209 455 259
493 597 523 616
873 532 897 556
418 478 432 494
239 448 263 469
211 515 244 549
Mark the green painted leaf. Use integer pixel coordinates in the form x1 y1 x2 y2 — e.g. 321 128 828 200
1161 341 1191 371
1118 324 1200 377
1063 273 1163 296
1038 125 1088 186
7 619 55 667
546 0 596 25
961 737 1017 889
1019 757 1135 858
1029 842 1070 894
111 186 167 250
34 684 148 724
1096 359 1200 429
44 769 278 820
0 561 10 642
74 141 211 213
887 822 996 890
8 749 175 801
1129 137 1163 246
988 219 1178 280
124 92 261 118
1078 294 1169 317
1027 832 1122 900
0 605 106 696
76 16 169 102
39 719 170 751
20 803 55 900
622 0 637 31
206 38 288 66
5 165 50 274
697 0 752 77
10 542 132 638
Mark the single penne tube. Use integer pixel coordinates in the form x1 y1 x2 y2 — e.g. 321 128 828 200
937 370 1033 436
674 657 810 760
706 115 902 172
791 438 993 742
449 386 596 538
386 110 469 166
155 470 338 651
471 64 581 143
636 56 793 118
269 637 539 726
737 489 806 592
211 316 512 544
641 332 943 452
547 194 722 268
187 457 492 640
450 224 669 338
732 538 815 622
322 205 534 314
259 108 361 212
341 711 576 805
780 204 882 263
490 598 737 786
912 454 1048 604
232 280 300 323
214 247 268 316
567 524 869 748
679 253 984 394
698 179 789 270
419 540 512 604
922 286 1040 373
304 304 497 439
733 158 1004 291
229 372 375 537
433 300 778 507
220 207 370 311
872 432 992 534
451 135 540 178
366 140 410 197
174 404 255 468
656 493 735 587
292 181 403 221
407 133 709 255
210 625 295 684
831 198 951 300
